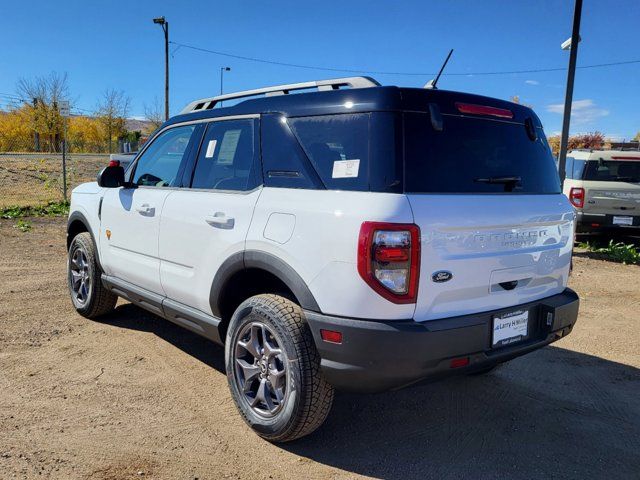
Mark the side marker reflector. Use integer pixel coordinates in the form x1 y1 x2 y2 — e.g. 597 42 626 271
320 329 343 344
450 357 470 369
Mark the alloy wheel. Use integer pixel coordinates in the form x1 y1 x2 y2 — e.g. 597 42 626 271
234 321 288 417
70 247 91 306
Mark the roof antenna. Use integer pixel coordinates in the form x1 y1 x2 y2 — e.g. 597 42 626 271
424 49 454 89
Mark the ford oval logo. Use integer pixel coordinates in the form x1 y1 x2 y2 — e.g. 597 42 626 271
432 271 453 283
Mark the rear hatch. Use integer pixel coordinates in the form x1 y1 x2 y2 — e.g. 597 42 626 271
401 93 574 321
578 157 640 217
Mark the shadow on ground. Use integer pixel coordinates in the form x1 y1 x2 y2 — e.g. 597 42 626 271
98 304 640 480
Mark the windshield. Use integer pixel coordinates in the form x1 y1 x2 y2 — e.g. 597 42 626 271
404 112 561 194
580 160 640 182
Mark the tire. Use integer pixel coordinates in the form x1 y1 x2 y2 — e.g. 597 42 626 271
67 232 117 318
225 294 334 442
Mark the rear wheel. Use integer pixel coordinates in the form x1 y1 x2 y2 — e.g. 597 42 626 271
225 294 334 442
67 232 117 318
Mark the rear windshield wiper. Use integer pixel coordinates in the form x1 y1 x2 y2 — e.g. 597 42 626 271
474 175 522 192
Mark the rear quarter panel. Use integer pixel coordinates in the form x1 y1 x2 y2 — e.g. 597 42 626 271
246 188 416 320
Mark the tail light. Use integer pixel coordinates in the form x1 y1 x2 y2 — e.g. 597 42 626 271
455 102 513 119
569 187 584 208
358 222 420 304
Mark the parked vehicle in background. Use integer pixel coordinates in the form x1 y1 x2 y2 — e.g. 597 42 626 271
108 153 136 171
564 149 640 234
66 77 579 442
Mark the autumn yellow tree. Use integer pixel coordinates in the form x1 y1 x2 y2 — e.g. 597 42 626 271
546 132 605 157
16 72 70 152
0 107 33 151
96 89 130 153
68 116 105 153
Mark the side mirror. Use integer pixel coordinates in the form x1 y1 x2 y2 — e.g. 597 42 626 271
97 165 125 188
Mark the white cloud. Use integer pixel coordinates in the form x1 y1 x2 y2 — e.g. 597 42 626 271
604 133 626 142
546 99 609 125
525 80 539 85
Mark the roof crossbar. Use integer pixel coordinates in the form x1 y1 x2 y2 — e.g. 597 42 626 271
180 76 380 114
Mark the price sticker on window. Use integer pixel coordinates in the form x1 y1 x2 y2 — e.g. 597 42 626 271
205 140 217 158
332 159 360 178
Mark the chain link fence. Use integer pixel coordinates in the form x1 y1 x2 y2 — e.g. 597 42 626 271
0 152 109 208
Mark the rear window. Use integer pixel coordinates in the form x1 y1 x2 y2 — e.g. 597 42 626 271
404 112 561 194
576 159 640 182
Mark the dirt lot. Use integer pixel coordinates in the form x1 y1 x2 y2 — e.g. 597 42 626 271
1 217 639 480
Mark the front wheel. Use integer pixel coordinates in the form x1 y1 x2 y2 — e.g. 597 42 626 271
67 232 117 318
225 294 334 442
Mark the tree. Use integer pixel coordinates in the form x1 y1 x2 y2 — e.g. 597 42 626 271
634 132 640 141
143 96 164 133
16 72 70 152
96 89 130 153
546 132 605 157
0 107 33 151
67 115 104 153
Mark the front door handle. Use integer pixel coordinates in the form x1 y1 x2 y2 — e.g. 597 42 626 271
136 203 155 216
205 212 235 229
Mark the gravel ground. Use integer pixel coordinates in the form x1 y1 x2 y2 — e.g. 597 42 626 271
0 217 639 480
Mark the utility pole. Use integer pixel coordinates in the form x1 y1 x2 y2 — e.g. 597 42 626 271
153 16 169 121
558 0 583 186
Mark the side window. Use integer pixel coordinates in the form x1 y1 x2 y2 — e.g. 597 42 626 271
191 119 258 191
565 156 574 179
288 113 372 191
261 114 323 189
573 159 586 179
132 125 196 187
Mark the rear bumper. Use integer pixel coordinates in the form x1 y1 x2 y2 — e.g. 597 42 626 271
305 288 579 393
576 212 640 233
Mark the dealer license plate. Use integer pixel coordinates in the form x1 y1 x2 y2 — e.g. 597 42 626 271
613 216 633 226
492 309 529 347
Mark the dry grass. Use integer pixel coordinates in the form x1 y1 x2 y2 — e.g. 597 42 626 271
0 153 108 208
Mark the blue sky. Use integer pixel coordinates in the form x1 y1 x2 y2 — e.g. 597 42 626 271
1 0 638 139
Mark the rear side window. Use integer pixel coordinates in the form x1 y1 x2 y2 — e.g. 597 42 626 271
567 157 587 179
289 114 369 191
191 119 259 191
288 113 401 192
404 112 561 194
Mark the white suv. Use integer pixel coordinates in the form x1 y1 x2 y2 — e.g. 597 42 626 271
563 149 640 234
66 77 579 442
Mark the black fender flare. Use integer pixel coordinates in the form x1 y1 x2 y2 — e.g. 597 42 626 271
209 250 320 318
67 211 102 269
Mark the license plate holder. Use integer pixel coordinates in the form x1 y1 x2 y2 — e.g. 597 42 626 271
613 216 633 226
492 309 529 347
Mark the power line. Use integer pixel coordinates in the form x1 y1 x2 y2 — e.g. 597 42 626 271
169 40 640 77
0 92 94 115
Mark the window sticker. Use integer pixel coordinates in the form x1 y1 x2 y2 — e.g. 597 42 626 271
332 159 360 178
218 130 242 165
205 139 217 158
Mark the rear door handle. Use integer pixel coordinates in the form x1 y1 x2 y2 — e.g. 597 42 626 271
136 203 155 215
205 212 235 229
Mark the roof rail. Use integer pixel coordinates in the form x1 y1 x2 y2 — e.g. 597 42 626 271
180 76 381 114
